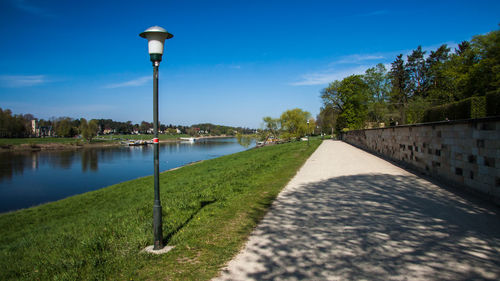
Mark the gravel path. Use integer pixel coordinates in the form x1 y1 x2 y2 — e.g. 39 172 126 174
214 140 500 281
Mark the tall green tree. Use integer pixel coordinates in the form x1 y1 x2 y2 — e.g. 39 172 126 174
321 75 370 130
468 29 500 95
425 44 453 104
79 118 99 142
406 46 427 97
364 63 390 123
279 108 311 140
389 54 410 124
317 105 339 136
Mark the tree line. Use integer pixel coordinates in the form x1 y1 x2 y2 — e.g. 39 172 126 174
189 123 254 136
0 109 254 140
317 27 500 134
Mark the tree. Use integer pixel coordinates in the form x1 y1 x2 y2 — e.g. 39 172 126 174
426 44 453 104
389 54 410 124
406 46 427 98
0 108 30 138
54 117 77 138
364 63 390 123
262 116 281 141
166 128 177 134
317 105 339 136
321 80 343 111
279 108 311 140
79 118 99 142
468 29 500 95
321 75 370 131
139 121 152 133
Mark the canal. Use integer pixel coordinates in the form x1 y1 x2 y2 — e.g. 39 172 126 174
0 138 254 213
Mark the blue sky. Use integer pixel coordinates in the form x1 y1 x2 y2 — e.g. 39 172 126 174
0 0 499 128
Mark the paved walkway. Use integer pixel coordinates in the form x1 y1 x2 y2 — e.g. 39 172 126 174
214 140 500 280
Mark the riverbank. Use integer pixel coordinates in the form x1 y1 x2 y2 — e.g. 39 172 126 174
0 139 321 280
0 135 235 152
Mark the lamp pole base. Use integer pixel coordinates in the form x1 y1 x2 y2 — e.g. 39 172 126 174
142 245 175 255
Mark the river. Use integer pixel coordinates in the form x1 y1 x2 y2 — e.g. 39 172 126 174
0 138 254 213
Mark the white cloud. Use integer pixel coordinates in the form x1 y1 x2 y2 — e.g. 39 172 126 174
104 76 151 88
0 75 47 87
334 54 386 64
290 65 369 86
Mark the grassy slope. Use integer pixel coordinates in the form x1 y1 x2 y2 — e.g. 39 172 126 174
0 139 321 280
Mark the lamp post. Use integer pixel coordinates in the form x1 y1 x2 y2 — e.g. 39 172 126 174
140 26 173 250
307 120 310 146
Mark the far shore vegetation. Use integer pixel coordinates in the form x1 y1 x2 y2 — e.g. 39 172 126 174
0 109 255 147
0 138 321 280
0 109 255 144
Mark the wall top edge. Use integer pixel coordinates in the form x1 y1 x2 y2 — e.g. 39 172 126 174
345 116 500 133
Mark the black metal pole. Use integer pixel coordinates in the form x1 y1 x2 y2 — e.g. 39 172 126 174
152 60 164 250
307 122 310 146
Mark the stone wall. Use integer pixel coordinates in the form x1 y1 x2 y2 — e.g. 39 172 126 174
342 117 500 202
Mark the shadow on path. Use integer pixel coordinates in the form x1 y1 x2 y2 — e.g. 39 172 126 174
219 173 500 280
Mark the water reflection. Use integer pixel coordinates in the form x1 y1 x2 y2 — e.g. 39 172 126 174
237 135 253 148
81 149 98 172
0 138 254 213
0 152 27 181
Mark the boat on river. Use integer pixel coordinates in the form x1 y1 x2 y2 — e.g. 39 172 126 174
127 140 149 146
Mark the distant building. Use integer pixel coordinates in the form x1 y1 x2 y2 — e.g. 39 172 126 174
103 128 115 135
31 120 53 137
31 120 38 136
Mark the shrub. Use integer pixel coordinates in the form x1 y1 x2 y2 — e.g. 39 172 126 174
486 90 500 116
423 96 487 122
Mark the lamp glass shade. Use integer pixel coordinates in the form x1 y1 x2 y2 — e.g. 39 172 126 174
139 26 173 55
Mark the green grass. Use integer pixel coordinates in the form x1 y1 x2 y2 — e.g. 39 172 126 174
0 137 88 146
0 139 321 280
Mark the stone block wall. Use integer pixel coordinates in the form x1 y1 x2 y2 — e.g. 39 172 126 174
342 117 500 202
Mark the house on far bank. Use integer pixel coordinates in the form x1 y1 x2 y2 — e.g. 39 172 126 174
31 120 53 137
102 128 116 135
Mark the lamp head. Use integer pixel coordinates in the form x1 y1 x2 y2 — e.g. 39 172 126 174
139 26 173 62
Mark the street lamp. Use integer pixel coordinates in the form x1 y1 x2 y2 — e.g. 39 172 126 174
140 26 173 251
307 120 310 146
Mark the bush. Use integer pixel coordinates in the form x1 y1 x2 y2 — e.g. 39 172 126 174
486 90 500 116
471 96 486 118
406 97 431 124
423 96 486 122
